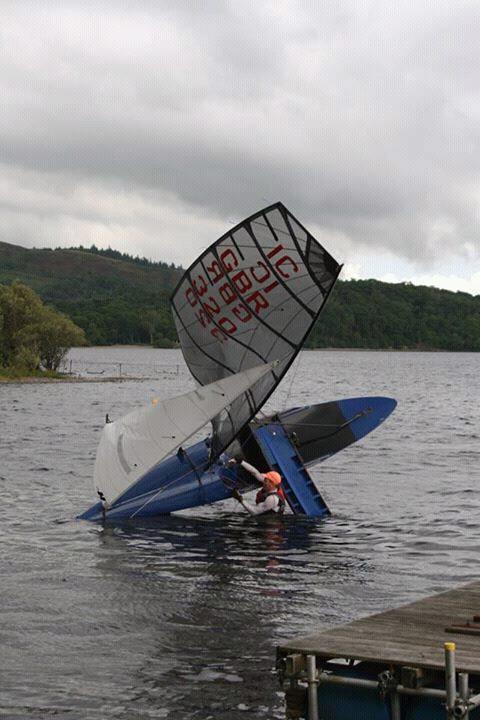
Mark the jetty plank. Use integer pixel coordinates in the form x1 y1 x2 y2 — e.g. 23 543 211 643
278 580 480 674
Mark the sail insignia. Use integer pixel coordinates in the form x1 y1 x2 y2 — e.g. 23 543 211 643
171 202 342 456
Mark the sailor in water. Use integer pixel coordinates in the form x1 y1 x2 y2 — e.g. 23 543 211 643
228 459 286 515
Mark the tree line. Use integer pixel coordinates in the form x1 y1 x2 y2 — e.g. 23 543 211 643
308 280 480 351
0 242 479 352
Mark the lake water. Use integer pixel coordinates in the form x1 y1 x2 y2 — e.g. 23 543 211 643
1 348 479 719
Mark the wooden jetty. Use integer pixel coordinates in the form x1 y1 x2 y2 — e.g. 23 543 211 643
277 580 480 719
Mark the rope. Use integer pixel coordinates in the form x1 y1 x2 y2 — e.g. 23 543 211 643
296 409 371 448
128 460 208 518
282 354 301 410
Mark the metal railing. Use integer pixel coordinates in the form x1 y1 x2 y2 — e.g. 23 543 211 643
283 643 477 719
59 359 185 378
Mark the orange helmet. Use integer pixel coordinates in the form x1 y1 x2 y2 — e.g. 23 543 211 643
263 471 282 486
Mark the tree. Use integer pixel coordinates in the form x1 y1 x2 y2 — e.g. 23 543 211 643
0 282 86 371
0 282 44 366
30 308 86 370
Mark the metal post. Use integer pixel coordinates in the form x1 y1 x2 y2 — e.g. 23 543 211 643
445 642 457 718
316 671 447 699
390 690 401 720
118 362 122 378
306 655 319 720
69 359 73 374
459 673 470 719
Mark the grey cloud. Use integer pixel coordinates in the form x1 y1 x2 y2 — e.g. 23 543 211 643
1 0 479 270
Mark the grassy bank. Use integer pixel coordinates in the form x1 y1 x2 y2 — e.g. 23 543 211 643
0 367 65 382
0 367 148 383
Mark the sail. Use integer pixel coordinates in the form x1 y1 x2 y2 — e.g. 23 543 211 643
171 202 341 455
94 360 278 505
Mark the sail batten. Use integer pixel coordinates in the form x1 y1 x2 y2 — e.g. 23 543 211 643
171 304 238 378
171 201 342 456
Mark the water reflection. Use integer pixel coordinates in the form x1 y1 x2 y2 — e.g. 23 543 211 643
89 514 371 719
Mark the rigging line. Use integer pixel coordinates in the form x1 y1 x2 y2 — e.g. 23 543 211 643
282 354 301 410
296 410 373 448
122 401 362 518
211 355 286 456
193 284 338 448
254 406 270 420
126 462 209 518
127 418 257 516
211 406 237 456
223 265 343 462
192 293 342 467
211 267 343 462
257 419 363 429
138 417 358 498
127 433 260 517
107 452 205 512
233 327 280 385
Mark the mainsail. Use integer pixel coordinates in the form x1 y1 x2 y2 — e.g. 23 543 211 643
94 360 278 505
171 202 341 455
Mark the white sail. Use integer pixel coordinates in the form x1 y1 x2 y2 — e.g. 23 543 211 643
94 360 278 505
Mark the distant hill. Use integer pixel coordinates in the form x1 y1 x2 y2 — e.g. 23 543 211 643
0 242 182 346
309 279 480 351
1 241 479 350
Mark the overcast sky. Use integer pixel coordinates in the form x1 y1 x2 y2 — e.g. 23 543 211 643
1 1 479 293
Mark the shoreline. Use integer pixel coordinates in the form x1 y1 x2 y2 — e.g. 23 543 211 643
0 375 150 384
72 344 475 353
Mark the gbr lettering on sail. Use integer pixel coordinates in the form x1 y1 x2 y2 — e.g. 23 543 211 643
184 244 298 343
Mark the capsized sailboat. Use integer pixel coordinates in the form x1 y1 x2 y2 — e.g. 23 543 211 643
79 202 396 522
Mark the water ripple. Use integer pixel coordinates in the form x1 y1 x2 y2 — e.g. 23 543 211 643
1 348 479 718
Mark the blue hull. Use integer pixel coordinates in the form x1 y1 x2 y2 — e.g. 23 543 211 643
78 439 248 521
79 396 396 521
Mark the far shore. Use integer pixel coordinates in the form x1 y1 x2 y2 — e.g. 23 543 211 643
71 344 470 353
0 374 150 384
1 345 474 385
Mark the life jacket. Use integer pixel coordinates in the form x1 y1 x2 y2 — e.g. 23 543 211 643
255 487 286 514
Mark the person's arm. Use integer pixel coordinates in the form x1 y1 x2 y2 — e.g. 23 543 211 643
238 493 278 516
238 460 264 484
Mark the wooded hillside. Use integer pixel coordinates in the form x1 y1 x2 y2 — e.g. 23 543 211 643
0 242 180 347
1 241 478 350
